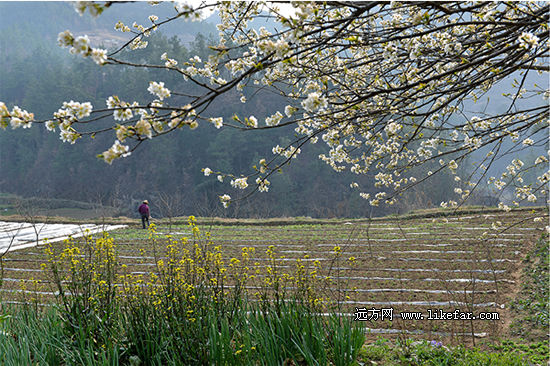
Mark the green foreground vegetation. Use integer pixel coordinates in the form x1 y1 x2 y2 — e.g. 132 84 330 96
0 301 364 365
1 306 547 365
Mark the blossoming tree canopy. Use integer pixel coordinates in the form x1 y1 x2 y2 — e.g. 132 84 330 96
0 1 548 213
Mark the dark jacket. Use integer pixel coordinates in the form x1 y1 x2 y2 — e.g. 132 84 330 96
138 203 150 217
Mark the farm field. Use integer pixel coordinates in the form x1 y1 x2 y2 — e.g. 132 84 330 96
0 207 547 344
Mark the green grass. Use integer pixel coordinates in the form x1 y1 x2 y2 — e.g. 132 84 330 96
0 301 365 365
2 310 547 366
509 234 549 341
357 338 547 365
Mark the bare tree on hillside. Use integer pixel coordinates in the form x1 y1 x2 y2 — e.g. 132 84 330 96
14 198 45 247
155 191 185 232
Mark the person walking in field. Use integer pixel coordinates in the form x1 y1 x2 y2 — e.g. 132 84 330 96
138 200 150 229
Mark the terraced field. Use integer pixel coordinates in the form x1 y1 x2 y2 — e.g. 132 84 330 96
0 207 547 342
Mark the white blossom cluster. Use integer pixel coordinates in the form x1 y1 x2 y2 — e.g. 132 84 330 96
130 36 149 50
272 145 301 159
101 140 131 164
161 52 178 68
0 103 34 130
230 177 248 190
114 21 131 33
57 30 107 65
40 100 92 144
265 111 283 127
107 94 195 143
106 96 137 122
255 177 271 192
62 100 93 119
147 81 171 100
518 32 540 50
209 117 223 129
219 194 231 208
74 1 103 17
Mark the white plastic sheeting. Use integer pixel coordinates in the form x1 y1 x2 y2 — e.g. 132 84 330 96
0 221 127 254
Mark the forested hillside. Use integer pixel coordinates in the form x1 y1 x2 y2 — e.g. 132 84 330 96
0 2 494 218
